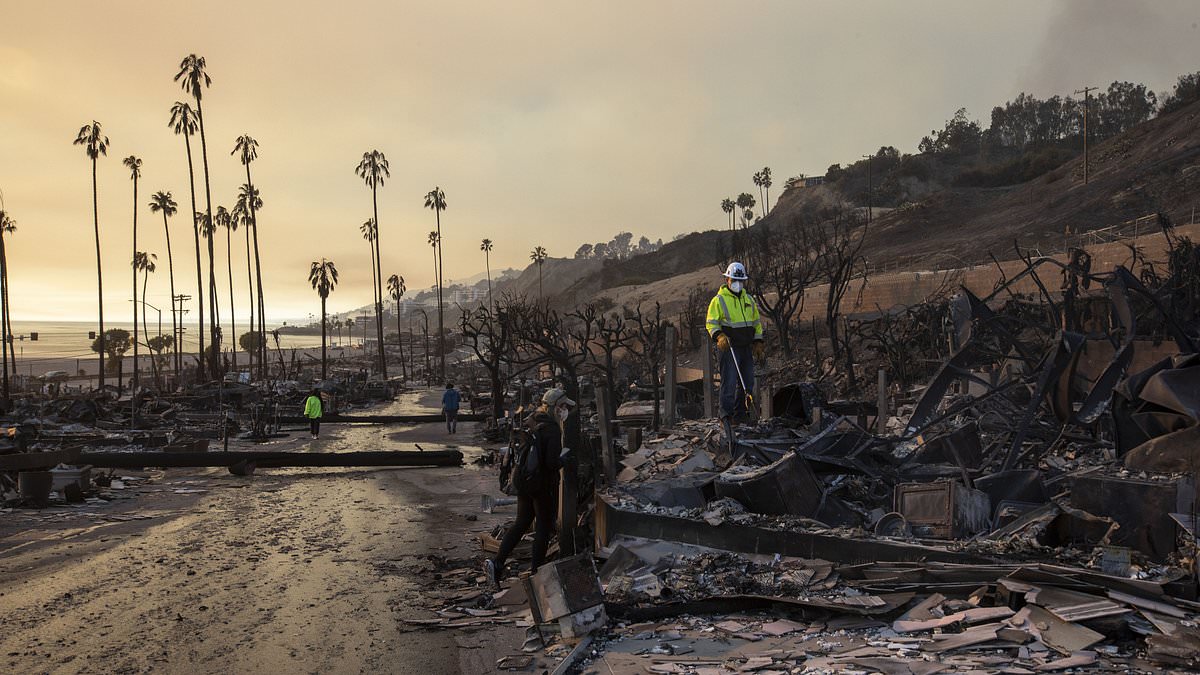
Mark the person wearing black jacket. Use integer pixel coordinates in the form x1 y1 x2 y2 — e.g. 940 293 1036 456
486 388 575 585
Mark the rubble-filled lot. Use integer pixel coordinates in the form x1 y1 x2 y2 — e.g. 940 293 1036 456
417 245 1200 673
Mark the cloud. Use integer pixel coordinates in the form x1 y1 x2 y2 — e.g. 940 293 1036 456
2 1 1197 323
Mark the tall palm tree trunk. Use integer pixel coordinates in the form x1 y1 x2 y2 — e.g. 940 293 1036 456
371 188 387 377
184 133 204 379
0 230 9 398
435 210 445 382
320 296 328 380
92 157 105 389
245 163 266 380
244 226 254 375
226 226 236 371
367 222 380 370
3 255 12 378
485 250 492 311
143 269 157 388
132 176 139 391
161 210 179 381
394 299 406 381
195 98 219 381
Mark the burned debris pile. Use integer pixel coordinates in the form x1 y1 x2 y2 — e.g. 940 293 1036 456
542 234 1200 670
0 375 404 505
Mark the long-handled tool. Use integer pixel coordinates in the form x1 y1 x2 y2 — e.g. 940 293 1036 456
728 347 755 417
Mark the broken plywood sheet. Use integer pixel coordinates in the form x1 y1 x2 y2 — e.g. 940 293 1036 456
1025 585 1129 622
1021 605 1105 655
758 619 807 637
920 623 1001 652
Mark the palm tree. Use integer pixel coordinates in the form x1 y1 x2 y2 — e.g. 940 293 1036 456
360 217 380 366
0 210 15 397
233 182 262 376
735 192 756 228
149 191 180 379
309 259 338 380
169 101 204 376
133 252 158 386
123 156 143 389
198 211 220 344
387 273 407 381
423 187 447 380
232 136 266 378
214 205 237 371
0 203 11 379
355 150 390 377
480 238 494 310
175 54 220 379
752 171 765 220
760 167 773 215
721 198 735 231
74 121 109 388
530 245 548 299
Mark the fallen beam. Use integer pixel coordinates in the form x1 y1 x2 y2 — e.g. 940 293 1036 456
595 495 997 565
276 414 484 425
77 449 463 469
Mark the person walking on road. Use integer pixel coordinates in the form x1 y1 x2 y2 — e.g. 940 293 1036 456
706 261 765 421
441 382 461 434
485 388 575 585
304 389 324 439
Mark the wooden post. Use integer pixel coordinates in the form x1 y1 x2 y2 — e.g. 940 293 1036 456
876 369 888 434
596 385 615 485
702 343 714 419
664 326 676 426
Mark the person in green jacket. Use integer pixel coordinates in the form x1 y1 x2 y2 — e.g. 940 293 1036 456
304 389 323 439
706 261 764 420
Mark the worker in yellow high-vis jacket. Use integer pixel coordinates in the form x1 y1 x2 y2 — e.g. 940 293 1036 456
706 262 765 420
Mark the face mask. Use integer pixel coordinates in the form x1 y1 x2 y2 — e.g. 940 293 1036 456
729 281 744 294
557 406 570 422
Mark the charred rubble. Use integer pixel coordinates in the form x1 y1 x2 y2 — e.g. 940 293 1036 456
0 373 409 504
456 232 1200 672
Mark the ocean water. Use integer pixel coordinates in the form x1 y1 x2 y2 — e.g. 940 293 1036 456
3 320 360 377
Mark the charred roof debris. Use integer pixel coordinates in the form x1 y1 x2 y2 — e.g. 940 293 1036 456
428 223 1200 672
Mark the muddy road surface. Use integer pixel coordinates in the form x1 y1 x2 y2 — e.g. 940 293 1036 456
0 391 525 674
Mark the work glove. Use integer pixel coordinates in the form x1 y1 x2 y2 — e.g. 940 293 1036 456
753 342 765 360
716 334 730 351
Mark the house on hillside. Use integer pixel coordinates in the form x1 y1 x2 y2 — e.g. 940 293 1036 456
785 174 825 190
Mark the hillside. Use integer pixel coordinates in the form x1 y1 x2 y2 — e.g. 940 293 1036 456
767 98 1200 269
519 97 1200 314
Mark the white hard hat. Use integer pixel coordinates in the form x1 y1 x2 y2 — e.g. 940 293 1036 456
723 262 748 280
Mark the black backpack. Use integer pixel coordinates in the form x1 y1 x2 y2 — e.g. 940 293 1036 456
502 422 546 496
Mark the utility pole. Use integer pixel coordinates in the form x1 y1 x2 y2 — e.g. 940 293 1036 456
1075 86 1096 185
174 293 191 381
861 154 873 224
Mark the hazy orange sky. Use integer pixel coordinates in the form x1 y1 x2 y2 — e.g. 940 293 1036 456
1 0 1197 323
